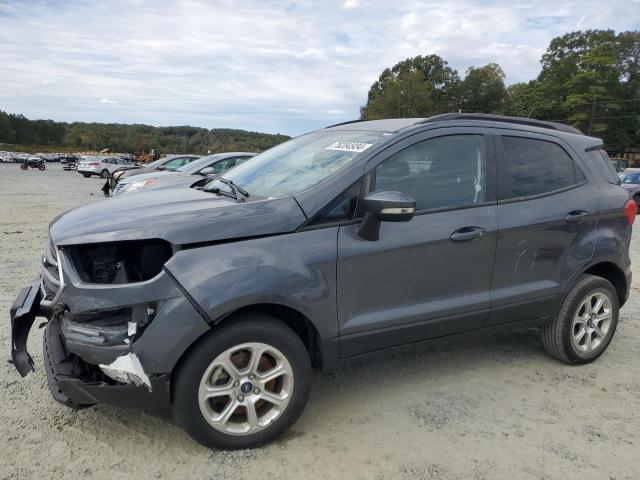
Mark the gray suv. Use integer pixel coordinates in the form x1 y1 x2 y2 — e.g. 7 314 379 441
9 114 635 450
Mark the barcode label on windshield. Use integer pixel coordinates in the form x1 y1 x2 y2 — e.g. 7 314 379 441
325 142 373 153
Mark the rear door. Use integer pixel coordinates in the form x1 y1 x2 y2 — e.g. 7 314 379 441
337 128 499 357
489 131 598 326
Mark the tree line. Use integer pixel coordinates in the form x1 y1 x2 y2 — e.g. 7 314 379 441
361 30 640 151
0 112 290 154
1 29 637 153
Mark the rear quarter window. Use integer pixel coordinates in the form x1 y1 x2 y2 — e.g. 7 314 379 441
587 149 621 184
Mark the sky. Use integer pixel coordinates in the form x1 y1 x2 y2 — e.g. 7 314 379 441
0 0 639 136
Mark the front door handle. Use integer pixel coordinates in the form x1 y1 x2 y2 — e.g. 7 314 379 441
565 210 589 224
450 226 485 242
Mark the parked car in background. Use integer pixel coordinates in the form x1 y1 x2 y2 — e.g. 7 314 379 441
111 152 256 195
10 114 634 450
619 169 640 212
104 154 200 194
77 156 131 178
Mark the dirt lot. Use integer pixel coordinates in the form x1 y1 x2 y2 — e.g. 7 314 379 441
1 163 639 480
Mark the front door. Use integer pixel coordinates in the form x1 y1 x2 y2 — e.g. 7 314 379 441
337 129 498 357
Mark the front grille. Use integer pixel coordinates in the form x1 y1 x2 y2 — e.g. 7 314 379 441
41 238 62 303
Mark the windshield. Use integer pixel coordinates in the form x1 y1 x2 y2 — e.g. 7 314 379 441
204 130 387 199
177 154 223 173
621 173 640 184
146 158 165 168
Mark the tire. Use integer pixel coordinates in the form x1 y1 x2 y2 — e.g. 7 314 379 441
20 163 27 170
38 163 45 170
100 169 109 179
82 173 91 178
174 314 312 450
634 194 640 215
541 274 619 364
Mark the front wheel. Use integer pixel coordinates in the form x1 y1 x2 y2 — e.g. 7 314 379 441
38 163 45 170
541 274 619 364
173 314 312 449
634 194 640 215
100 169 109 179
20 163 27 170
82 173 91 178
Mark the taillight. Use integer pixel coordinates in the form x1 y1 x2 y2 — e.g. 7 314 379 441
623 199 636 225
89 162 99 166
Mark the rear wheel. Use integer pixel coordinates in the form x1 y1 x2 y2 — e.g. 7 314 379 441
541 274 619 364
174 314 312 449
38 163 45 170
82 173 91 178
100 169 109 179
634 194 640 214
20 163 27 170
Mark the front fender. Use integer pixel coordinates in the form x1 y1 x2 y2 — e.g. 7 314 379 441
165 228 339 339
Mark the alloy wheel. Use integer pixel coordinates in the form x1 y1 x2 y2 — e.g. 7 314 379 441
198 342 294 436
571 291 612 354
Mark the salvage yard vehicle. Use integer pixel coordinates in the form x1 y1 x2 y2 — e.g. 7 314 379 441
110 152 256 196
10 113 634 450
619 169 640 213
19 156 45 170
77 156 130 178
104 154 201 195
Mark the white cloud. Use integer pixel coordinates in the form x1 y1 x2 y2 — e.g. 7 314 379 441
0 0 637 135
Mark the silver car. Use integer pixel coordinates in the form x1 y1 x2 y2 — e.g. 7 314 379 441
112 152 256 195
78 156 130 178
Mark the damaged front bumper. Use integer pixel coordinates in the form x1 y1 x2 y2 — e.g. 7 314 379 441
9 246 210 410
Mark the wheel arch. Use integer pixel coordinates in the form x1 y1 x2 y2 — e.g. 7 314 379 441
582 261 629 306
171 302 324 399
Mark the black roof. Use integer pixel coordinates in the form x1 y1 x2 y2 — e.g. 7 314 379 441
418 113 583 135
326 113 584 135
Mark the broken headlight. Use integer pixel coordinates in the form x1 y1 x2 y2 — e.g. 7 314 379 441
68 240 172 284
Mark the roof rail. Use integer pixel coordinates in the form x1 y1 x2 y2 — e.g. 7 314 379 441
418 113 584 135
324 119 365 128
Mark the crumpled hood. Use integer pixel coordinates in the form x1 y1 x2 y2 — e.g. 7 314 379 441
50 188 307 246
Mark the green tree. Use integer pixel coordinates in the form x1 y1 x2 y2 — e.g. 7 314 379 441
536 30 623 138
458 63 508 113
360 55 460 119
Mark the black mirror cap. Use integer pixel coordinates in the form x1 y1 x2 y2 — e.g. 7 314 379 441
358 191 416 241
362 190 416 222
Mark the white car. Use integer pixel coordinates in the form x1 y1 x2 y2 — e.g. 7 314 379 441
77 156 131 178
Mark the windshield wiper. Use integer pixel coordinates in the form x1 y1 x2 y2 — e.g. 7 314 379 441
218 177 249 202
205 187 237 201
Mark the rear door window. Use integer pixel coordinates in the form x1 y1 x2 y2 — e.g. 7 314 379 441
501 136 582 198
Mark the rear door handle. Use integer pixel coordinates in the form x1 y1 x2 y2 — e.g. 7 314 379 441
450 226 485 242
565 210 589 224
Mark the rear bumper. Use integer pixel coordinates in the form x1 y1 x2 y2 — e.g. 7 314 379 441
77 167 100 174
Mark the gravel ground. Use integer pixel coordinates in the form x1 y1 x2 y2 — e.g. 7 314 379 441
1 163 639 480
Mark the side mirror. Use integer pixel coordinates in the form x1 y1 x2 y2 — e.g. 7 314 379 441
157 165 166 170
199 166 215 176
358 191 416 241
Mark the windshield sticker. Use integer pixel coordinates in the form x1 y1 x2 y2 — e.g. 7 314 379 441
325 142 373 153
